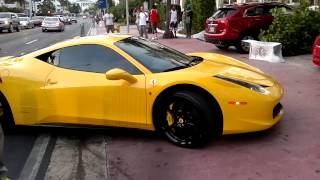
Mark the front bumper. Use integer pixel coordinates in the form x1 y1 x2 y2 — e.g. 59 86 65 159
0 24 10 30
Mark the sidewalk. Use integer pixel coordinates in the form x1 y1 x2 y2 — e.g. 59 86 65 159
90 24 313 70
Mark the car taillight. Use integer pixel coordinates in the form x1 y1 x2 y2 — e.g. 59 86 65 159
215 19 228 34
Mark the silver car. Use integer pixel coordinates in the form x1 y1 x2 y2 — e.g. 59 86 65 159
42 17 65 32
0 12 20 33
19 17 34 29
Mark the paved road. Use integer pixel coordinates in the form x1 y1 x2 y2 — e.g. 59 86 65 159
0 19 92 180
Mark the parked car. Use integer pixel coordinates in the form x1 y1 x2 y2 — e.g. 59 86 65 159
42 17 65 32
0 12 20 33
312 35 320 67
204 2 292 53
30 16 44 27
19 17 34 29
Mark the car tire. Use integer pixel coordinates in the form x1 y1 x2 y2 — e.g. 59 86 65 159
236 34 255 54
215 44 229 50
154 91 217 148
8 24 14 33
42 29 45 32
0 93 15 133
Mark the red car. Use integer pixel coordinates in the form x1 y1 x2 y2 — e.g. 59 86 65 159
204 3 292 53
313 35 320 67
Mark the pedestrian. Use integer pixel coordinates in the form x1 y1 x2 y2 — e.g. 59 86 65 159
103 9 114 33
0 123 9 180
134 8 140 32
150 5 159 39
184 5 193 39
170 5 178 38
138 6 148 39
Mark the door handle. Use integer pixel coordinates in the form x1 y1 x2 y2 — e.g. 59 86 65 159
47 79 58 85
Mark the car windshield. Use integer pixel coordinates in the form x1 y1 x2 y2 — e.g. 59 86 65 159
213 8 237 19
20 17 28 21
115 37 201 73
44 18 59 22
0 13 10 18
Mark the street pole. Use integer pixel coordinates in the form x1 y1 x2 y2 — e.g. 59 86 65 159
163 0 172 38
126 0 129 33
29 0 32 18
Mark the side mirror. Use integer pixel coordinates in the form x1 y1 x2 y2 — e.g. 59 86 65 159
106 68 137 83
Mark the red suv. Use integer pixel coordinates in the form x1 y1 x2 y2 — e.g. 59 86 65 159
204 3 292 53
313 35 320 67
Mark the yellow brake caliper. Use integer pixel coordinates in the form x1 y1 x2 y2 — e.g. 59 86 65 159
166 103 174 126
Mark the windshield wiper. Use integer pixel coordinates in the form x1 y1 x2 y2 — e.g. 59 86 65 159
162 65 189 72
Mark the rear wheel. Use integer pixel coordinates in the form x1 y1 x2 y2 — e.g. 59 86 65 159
0 93 15 133
215 44 229 50
236 34 255 53
154 91 217 148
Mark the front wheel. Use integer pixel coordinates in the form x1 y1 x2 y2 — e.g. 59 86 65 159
8 24 13 33
154 91 217 148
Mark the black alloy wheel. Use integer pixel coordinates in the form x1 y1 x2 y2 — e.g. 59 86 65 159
236 34 255 53
154 91 216 148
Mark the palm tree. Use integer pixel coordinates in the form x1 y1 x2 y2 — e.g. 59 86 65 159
163 0 173 38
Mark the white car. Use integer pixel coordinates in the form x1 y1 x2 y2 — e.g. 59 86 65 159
19 17 34 29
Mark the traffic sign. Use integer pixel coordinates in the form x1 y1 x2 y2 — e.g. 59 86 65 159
98 0 109 9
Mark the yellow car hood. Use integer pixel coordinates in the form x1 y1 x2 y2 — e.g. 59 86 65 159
187 53 274 87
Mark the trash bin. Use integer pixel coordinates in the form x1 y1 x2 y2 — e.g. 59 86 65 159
242 40 284 63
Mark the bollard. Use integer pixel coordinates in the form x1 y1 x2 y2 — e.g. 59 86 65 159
80 23 85 37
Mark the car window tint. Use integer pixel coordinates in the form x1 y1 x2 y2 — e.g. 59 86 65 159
246 7 264 17
115 37 194 73
58 44 141 74
213 8 236 19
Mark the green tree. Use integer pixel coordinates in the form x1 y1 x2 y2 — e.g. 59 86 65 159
69 3 81 14
37 0 56 15
191 0 215 33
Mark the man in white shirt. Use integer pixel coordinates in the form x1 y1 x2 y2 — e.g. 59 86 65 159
103 10 114 33
138 6 148 39
170 6 178 38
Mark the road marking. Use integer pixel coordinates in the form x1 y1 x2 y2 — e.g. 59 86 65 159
25 39 38 44
18 134 51 180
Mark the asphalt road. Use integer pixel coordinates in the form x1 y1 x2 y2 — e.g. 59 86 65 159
0 19 92 180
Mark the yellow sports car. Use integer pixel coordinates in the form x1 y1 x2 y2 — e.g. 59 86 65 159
0 35 284 147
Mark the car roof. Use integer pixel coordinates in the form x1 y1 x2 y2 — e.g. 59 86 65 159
223 2 288 9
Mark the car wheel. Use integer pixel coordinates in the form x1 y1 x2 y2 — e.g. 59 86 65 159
8 24 14 33
215 44 229 50
42 29 45 32
236 34 255 53
154 91 217 148
0 93 15 133
16 25 20 32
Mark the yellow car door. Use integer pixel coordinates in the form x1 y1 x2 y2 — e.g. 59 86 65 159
41 44 147 128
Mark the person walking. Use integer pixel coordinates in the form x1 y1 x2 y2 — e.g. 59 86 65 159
150 5 159 39
184 5 193 39
138 6 148 39
170 5 178 38
134 8 140 32
0 123 9 180
103 10 114 33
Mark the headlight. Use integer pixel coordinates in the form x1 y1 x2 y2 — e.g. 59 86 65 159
4 20 8 24
214 75 269 95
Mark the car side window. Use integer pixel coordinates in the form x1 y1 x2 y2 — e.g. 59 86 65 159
36 50 60 65
57 44 141 75
245 7 264 17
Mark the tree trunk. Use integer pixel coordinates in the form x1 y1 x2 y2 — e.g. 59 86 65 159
163 0 173 39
